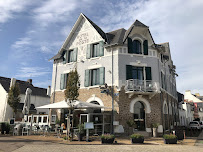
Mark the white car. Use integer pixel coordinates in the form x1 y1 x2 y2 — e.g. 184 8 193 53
189 121 201 130
199 121 203 129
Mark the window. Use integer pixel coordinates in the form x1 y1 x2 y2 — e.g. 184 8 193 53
68 50 74 63
63 48 78 64
86 41 104 59
51 115 56 123
128 37 148 55
133 40 142 54
126 65 152 81
84 67 105 87
60 73 69 90
92 43 100 57
91 69 100 86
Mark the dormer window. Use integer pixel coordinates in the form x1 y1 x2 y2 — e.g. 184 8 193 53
133 40 142 54
128 37 148 55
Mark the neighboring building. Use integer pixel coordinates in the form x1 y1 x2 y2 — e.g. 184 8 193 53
0 77 50 122
184 90 203 122
177 92 186 126
50 13 178 136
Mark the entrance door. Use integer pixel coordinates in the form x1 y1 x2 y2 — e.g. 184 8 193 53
134 101 145 131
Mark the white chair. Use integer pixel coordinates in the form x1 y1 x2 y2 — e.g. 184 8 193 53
22 126 30 136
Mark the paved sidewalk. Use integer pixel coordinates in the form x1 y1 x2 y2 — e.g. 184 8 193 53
0 135 201 152
195 130 203 147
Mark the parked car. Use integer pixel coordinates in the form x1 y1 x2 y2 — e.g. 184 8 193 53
199 121 203 129
189 121 201 130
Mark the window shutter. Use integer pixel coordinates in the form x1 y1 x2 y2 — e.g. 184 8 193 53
99 41 104 56
86 44 91 59
126 65 132 80
128 38 133 53
73 48 78 62
84 69 90 87
60 74 65 90
145 67 152 80
99 67 105 85
143 40 148 55
64 73 68 89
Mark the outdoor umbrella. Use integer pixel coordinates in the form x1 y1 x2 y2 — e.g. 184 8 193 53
36 99 106 109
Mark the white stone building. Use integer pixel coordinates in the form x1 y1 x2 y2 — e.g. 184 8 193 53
0 77 50 122
50 13 178 136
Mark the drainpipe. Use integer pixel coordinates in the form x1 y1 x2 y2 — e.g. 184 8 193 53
53 60 58 103
111 47 114 134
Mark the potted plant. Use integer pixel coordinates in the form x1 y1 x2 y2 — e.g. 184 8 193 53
126 120 135 135
130 134 144 144
77 124 85 141
163 134 177 144
152 123 159 137
101 134 115 144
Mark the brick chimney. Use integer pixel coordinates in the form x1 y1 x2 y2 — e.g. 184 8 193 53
27 79 32 84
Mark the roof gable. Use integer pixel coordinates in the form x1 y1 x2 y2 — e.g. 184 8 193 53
123 20 155 44
50 13 107 60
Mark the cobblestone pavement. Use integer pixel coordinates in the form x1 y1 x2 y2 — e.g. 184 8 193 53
195 130 203 147
0 135 202 152
12 144 203 152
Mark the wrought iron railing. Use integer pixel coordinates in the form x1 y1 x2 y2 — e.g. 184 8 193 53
125 79 159 92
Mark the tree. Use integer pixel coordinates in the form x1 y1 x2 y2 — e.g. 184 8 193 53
64 68 80 101
64 68 80 140
7 83 21 117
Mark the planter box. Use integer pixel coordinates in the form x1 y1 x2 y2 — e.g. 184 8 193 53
164 138 177 144
77 133 85 141
131 138 144 144
101 138 115 144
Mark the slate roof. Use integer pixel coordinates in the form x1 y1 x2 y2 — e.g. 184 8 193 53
0 76 48 97
123 20 149 42
106 28 126 45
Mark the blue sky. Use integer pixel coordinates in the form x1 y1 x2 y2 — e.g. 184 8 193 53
0 0 203 95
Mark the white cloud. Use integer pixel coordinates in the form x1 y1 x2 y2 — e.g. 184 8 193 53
11 37 31 49
0 0 32 23
34 80 52 88
15 67 51 78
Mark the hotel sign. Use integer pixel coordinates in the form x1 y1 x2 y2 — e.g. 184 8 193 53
76 32 89 46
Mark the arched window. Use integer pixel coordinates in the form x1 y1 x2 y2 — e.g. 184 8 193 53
90 101 101 113
132 40 142 54
133 101 145 131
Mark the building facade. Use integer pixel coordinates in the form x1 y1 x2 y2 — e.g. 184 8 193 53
50 13 178 136
0 77 50 122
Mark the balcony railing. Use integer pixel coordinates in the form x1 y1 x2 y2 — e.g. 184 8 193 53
125 79 159 93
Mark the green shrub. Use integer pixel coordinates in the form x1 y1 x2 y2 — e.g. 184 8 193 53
163 134 177 139
126 120 135 127
152 123 159 128
130 134 144 139
77 124 84 134
101 134 115 139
